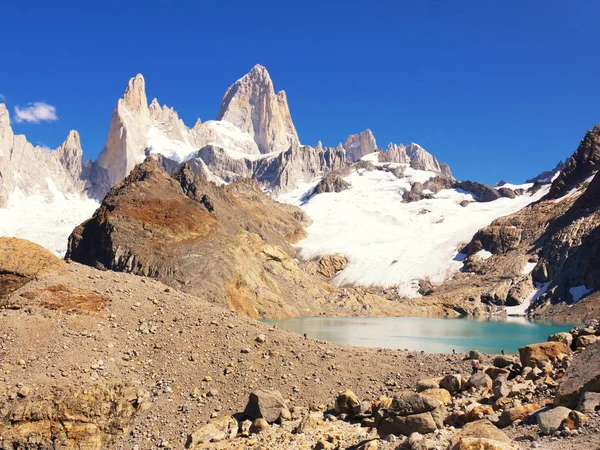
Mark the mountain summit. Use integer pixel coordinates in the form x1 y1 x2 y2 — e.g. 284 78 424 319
217 64 299 154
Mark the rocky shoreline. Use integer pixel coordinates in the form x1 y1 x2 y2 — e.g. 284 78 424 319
1 238 599 449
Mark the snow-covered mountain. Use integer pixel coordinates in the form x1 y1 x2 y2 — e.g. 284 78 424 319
0 64 562 301
278 152 549 298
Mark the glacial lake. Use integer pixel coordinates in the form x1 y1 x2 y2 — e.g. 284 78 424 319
262 316 575 354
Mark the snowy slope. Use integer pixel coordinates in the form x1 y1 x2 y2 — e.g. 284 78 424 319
279 153 550 298
0 188 98 257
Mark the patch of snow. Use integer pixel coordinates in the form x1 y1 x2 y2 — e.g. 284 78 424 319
522 261 537 275
476 249 493 260
360 152 380 163
0 190 99 257
282 164 551 298
497 182 534 191
569 285 592 303
506 282 551 316
276 178 323 206
146 125 197 163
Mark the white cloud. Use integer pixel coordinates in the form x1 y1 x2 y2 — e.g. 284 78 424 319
14 102 57 124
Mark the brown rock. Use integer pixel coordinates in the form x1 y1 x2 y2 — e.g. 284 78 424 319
449 419 515 450
335 389 361 415
420 388 452 405
186 416 238 447
499 404 541 427
317 254 348 278
518 341 570 368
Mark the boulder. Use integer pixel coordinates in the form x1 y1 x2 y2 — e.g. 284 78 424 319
465 404 495 422
499 404 541 427
420 388 452 405
492 355 518 369
335 390 360 415
575 335 600 349
377 412 438 437
485 367 511 380
555 342 600 408
249 418 269 434
466 372 492 391
440 374 463 394
469 350 484 360
518 342 570 368
377 391 444 437
389 392 442 416
562 410 589 430
186 416 238 447
416 377 442 391
243 389 288 423
577 391 600 413
492 377 510 399
548 332 573 348
449 419 515 450
537 406 572 435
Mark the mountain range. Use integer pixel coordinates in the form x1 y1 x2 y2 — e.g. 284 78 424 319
0 64 598 320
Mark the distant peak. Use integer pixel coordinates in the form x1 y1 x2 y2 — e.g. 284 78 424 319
57 129 82 152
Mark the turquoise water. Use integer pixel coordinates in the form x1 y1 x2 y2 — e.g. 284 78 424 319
262 316 575 354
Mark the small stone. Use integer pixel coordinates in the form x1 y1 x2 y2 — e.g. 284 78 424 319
17 386 31 398
256 334 267 343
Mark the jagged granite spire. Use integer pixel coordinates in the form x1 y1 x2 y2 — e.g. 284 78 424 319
95 74 152 189
217 64 299 154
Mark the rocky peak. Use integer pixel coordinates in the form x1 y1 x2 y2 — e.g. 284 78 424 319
55 130 84 181
217 64 299 154
120 73 148 114
343 129 378 161
60 130 82 151
94 74 153 192
192 118 202 131
547 124 600 200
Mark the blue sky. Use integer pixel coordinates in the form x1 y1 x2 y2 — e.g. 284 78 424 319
1 0 599 184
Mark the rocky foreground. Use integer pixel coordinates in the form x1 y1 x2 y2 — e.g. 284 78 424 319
0 238 599 449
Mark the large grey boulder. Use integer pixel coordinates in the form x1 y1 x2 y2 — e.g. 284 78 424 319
536 406 571 435
243 389 288 423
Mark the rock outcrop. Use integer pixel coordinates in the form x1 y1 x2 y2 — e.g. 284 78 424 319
0 237 66 301
382 142 453 178
217 64 299 154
